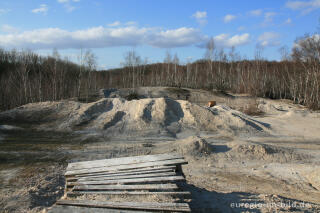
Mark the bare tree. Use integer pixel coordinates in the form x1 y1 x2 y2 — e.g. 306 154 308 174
292 34 320 63
173 53 179 86
205 37 215 88
122 50 141 89
84 49 97 101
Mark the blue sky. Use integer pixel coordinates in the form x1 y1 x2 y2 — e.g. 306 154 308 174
0 0 319 69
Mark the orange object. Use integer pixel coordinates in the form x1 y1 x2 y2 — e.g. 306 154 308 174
207 101 216 107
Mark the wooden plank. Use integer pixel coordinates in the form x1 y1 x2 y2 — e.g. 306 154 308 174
65 158 187 176
67 191 191 196
75 166 177 177
68 176 185 186
56 200 191 212
73 184 179 191
48 205 146 213
67 153 183 171
68 167 176 181
75 172 177 181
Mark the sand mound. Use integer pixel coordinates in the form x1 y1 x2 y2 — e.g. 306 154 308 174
228 141 311 163
168 136 211 156
0 98 271 138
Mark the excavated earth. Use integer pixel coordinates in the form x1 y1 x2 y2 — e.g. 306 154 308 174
0 87 320 213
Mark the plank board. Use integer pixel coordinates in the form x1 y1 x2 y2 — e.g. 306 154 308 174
73 184 179 191
76 172 177 181
75 166 177 177
68 176 185 186
67 153 183 171
56 200 191 212
65 158 187 176
48 205 147 213
68 167 176 181
67 191 191 196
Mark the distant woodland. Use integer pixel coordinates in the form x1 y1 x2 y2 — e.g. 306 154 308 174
0 33 319 111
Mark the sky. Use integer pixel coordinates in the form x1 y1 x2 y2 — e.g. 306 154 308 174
0 0 319 69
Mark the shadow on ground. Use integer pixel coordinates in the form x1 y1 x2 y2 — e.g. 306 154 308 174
179 183 262 213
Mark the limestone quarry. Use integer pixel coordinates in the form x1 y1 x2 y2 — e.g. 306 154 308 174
0 87 320 212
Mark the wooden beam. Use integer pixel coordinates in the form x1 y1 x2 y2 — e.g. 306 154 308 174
56 200 191 212
75 172 177 182
67 167 176 181
65 159 187 176
75 166 177 177
67 154 183 171
67 191 191 196
73 184 179 191
48 205 146 213
68 176 185 186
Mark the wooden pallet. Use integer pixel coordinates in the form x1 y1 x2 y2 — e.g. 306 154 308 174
48 153 191 212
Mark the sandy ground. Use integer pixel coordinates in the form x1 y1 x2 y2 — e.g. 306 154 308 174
0 87 320 212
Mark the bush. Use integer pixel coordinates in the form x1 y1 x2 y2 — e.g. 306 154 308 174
125 92 139 101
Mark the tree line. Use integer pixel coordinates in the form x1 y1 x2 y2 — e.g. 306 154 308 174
0 33 319 111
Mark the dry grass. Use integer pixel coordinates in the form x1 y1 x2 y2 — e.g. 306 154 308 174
239 99 264 116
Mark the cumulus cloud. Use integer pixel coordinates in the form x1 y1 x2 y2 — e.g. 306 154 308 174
213 33 250 47
248 9 263 16
149 27 205 48
224 14 236 23
0 26 206 49
258 32 281 47
192 11 207 26
31 4 48 14
1 25 19 33
108 21 121 27
286 0 320 14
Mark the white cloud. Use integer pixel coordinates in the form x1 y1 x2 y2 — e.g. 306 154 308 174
264 12 276 22
213 33 250 47
248 9 263 16
192 11 207 19
108 21 121 27
261 12 277 26
57 0 80 12
284 18 292 24
31 4 48 14
1 25 19 33
286 0 320 14
150 27 205 48
258 32 281 47
224 14 236 23
0 26 205 49
192 11 207 26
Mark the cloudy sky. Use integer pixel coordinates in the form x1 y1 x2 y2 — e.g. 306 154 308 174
0 0 319 69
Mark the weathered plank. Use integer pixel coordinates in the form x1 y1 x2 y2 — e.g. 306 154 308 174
67 191 191 196
67 153 183 171
56 200 191 212
75 166 177 177
67 167 176 181
76 172 177 181
73 184 179 191
48 205 146 213
68 176 185 186
65 158 187 176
